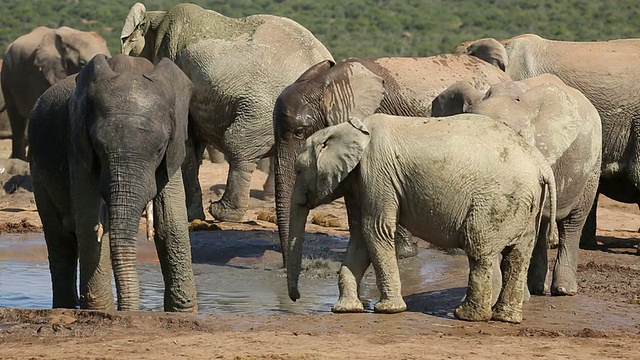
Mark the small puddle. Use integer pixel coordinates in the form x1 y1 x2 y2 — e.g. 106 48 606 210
0 231 467 315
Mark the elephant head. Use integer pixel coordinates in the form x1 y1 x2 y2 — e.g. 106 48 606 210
68 53 192 310
273 59 384 266
120 3 167 60
433 78 581 165
287 118 371 301
34 27 111 85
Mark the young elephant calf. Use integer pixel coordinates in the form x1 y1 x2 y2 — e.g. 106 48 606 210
286 114 556 323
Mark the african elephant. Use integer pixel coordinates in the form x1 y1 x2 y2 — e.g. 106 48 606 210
287 115 556 323
29 54 197 312
273 56 511 265
2 26 110 160
432 74 602 296
456 34 640 251
120 2 333 223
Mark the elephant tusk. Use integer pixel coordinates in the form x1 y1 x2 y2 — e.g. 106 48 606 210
146 201 154 242
95 203 108 243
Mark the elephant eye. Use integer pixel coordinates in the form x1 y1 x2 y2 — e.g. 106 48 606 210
293 127 307 140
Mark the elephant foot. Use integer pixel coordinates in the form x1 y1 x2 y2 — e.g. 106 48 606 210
550 282 577 296
551 269 578 296
395 227 418 259
373 297 406 314
187 204 206 222
208 200 246 222
491 303 523 324
454 301 491 322
331 297 365 313
527 278 546 296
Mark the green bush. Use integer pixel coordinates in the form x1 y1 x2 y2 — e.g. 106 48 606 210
1 0 639 60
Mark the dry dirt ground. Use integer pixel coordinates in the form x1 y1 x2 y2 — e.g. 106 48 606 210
0 139 639 359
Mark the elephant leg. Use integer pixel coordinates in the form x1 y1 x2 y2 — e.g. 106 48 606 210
527 216 551 295
182 129 206 221
259 157 275 201
454 218 494 322
34 185 78 308
492 230 535 324
332 195 369 313
579 193 599 249
208 159 257 222
70 163 115 311
394 225 418 259
153 170 197 312
6 100 27 160
361 200 406 314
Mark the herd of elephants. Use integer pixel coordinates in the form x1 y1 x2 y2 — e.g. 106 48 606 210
1 2 639 324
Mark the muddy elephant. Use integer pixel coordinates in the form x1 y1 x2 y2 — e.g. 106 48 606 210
2 26 110 160
273 56 510 265
287 115 556 323
120 2 334 222
29 54 197 312
456 34 640 251
432 74 602 296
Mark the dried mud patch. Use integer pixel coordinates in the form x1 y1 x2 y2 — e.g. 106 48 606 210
0 218 41 233
578 260 640 304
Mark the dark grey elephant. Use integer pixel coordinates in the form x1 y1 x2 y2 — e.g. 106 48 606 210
2 26 110 160
432 74 602 296
120 3 333 222
273 56 511 265
287 116 556 323
29 54 197 312
456 34 640 251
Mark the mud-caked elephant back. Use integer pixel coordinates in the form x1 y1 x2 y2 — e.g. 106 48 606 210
321 62 385 126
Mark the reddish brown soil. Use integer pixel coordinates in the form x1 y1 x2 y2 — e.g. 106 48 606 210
0 139 639 359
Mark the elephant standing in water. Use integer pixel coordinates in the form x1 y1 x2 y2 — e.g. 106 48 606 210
29 54 197 312
432 74 602 296
2 26 110 160
287 116 556 323
273 56 510 265
457 34 640 251
120 2 334 223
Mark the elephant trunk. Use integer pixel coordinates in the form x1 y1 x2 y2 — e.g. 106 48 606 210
274 140 303 267
286 190 311 301
107 170 150 311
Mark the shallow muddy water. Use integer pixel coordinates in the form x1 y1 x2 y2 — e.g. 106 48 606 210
0 230 468 315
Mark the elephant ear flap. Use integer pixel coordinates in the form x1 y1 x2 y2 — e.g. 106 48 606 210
431 81 483 117
314 118 371 200
322 62 384 126
121 3 146 41
69 54 114 173
155 58 193 185
294 60 335 83
34 31 66 85
464 38 509 71
526 84 581 165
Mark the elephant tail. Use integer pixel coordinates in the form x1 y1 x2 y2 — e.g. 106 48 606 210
539 164 557 246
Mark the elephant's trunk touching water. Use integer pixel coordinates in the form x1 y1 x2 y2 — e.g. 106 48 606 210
286 188 311 301
274 140 304 267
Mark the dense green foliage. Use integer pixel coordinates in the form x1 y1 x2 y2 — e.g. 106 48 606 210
1 0 640 60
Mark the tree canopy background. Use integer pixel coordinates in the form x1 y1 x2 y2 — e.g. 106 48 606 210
1 0 639 60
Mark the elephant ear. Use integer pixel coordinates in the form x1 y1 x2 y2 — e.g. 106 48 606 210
431 81 484 117
464 38 509 72
69 54 117 173
121 3 147 55
294 60 335 83
321 62 384 126
524 84 581 164
312 117 371 201
34 31 66 85
153 57 193 187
